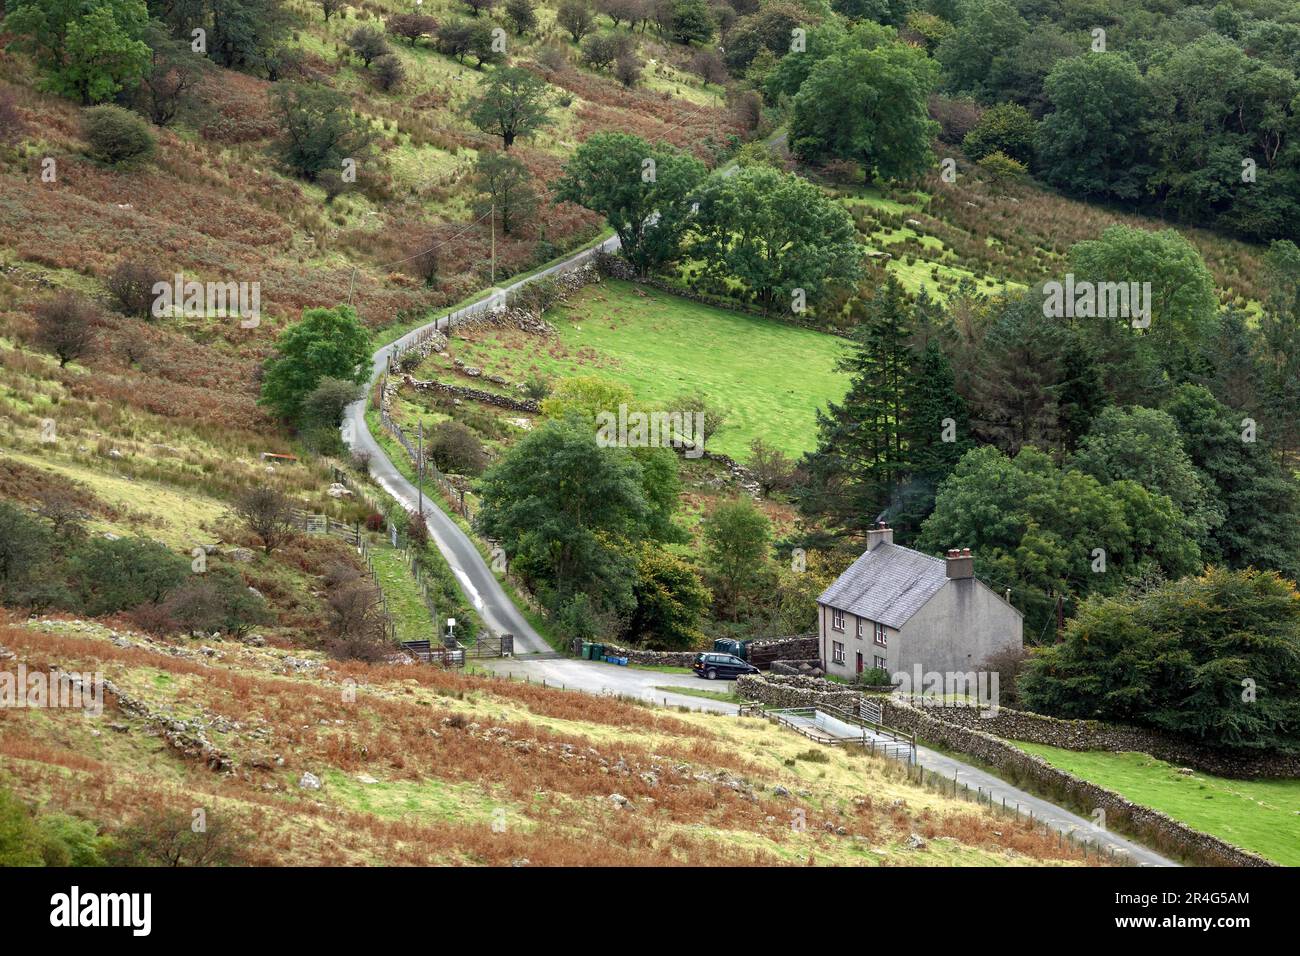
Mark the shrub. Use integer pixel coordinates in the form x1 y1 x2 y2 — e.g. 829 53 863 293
324 573 392 662
81 105 155 166
68 537 189 616
157 569 269 637
580 34 620 71
963 102 1035 164
856 667 891 687
0 786 44 866
794 748 830 763
614 54 642 88
522 372 552 401
1021 567 1300 752
233 486 297 555
299 376 361 431
536 43 569 74
0 501 52 605
364 512 385 532
427 421 488 476
347 26 390 66
33 293 96 368
106 808 251 866
387 13 438 45
106 260 162 319
406 508 431 547
372 54 406 91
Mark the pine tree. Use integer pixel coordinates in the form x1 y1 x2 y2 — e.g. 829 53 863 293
1053 330 1108 453
796 278 916 540
893 340 971 538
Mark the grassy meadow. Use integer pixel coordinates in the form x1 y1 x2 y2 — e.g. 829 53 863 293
1015 743 1300 866
428 279 850 459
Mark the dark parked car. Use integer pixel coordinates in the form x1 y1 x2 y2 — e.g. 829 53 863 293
692 653 759 680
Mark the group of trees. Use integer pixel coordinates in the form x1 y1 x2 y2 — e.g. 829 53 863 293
796 224 1300 640
925 0 1300 241
556 131 863 311
475 396 802 646
1021 567 1300 753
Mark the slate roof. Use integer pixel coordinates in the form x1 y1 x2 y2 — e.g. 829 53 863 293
817 543 950 629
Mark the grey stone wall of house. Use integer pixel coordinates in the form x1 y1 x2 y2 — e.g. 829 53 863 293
894 577 1023 676
732 674 1277 867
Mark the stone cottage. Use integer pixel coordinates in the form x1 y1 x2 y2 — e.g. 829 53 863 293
817 524 1023 681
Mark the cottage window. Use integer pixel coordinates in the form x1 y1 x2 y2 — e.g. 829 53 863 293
874 655 887 671
832 608 844 631
832 641 846 664
874 622 887 647
856 618 865 639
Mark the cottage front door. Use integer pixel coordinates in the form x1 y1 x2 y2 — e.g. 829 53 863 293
855 652 864 674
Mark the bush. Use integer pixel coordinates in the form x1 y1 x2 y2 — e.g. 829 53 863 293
323 568 392 662
299 376 361 431
794 748 830 763
347 26 390 66
81 105 155 166
614 54 642 88
427 421 488 476
33 293 96 368
1021 567 1300 752
0 786 43 866
372 54 406 91
580 34 620 71
406 508 430 547
0 501 52 605
365 512 386 532
856 667 891 687
963 102 1035 164
233 486 297 555
155 569 269 637
69 537 189 616
106 808 251 866
106 260 162 319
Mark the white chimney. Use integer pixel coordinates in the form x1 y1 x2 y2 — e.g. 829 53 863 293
866 521 894 551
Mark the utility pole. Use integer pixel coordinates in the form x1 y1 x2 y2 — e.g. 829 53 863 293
490 201 496 288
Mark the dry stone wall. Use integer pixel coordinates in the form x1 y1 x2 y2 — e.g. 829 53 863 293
733 674 1277 867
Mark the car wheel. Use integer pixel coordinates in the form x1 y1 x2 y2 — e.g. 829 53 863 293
706 669 717 680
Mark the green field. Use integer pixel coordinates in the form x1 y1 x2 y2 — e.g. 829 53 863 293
1015 743 1300 866
447 280 851 459
367 546 438 645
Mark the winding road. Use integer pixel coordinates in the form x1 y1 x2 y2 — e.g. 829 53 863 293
342 234 621 654
340 202 1177 867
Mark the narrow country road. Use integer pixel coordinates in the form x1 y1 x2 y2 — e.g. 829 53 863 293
342 234 621 653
